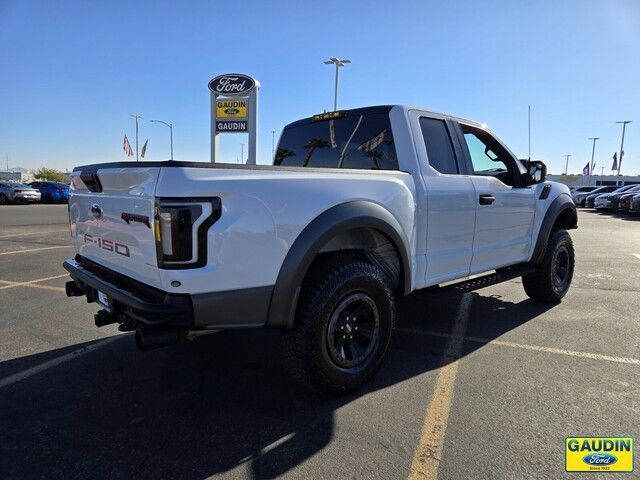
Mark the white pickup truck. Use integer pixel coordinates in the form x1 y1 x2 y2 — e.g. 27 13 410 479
64 105 577 394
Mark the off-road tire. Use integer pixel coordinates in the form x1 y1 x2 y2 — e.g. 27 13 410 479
522 229 574 303
280 257 395 395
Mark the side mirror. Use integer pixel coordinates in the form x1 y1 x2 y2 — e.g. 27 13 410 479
522 160 546 185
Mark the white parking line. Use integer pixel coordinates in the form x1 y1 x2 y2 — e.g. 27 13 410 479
0 245 72 256
0 228 67 240
397 328 640 366
0 335 123 390
0 274 68 291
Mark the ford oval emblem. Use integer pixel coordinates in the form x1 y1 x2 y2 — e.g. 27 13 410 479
91 204 103 219
582 453 617 466
208 74 256 96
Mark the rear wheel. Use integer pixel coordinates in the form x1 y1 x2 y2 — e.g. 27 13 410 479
280 257 395 395
0 193 6 205
522 229 574 303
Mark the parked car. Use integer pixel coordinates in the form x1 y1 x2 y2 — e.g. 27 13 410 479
576 186 618 207
29 181 70 203
63 105 577 394
618 192 640 212
0 182 41 204
594 185 639 210
570 186 598 201
629 194 640 214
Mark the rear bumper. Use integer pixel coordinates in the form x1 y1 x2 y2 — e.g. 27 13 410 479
63 257 273 329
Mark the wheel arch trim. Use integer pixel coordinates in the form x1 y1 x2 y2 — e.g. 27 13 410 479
530 193 577 264
266 200 411 329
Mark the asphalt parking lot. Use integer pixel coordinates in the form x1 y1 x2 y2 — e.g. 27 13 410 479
1 204 639 479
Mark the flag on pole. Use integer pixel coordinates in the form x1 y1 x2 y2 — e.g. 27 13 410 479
582 162 590 176
141 139 148 158
358 129 386 152
611 152 618 171
123 135 133 157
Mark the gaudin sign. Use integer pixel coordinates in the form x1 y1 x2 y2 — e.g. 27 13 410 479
216 98 248 119
210 73 260 164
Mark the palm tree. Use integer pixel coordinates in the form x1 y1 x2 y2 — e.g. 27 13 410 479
364 149 382 169
303 138 330 167
274 148 296 165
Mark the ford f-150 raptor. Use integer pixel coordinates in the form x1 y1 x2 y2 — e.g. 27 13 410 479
63 105 577 394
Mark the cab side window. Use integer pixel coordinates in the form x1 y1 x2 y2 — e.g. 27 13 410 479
461 125 518 187
419 117 458 174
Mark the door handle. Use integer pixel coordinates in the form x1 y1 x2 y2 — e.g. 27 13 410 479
479 194 495 205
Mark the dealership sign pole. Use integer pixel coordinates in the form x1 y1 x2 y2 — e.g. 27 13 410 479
209 74 260 164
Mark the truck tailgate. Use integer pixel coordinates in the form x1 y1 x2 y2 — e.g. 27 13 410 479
69 167 162 288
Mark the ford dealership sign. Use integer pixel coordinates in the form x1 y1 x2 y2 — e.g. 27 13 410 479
208 74 256 96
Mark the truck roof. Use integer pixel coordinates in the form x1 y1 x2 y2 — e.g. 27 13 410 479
284 105 484 129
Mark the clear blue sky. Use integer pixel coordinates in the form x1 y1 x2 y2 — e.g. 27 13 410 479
1 0 638 175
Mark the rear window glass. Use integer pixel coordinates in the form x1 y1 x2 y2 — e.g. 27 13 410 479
275 113 398 170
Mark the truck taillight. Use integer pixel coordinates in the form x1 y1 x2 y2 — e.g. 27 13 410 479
154 198 221 269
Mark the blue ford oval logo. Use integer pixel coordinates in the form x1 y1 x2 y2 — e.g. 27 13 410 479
208 74 256 96
582 453 617 466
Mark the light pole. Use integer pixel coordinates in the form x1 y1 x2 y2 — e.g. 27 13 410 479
271 130 276 162
130 114 142 161
563 154 571 175
616 121 631 177
149 119 174 160
324 57 351 111
240 143 244 164
588 137 599 185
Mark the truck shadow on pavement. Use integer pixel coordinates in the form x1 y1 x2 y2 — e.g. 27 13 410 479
0 290 553 479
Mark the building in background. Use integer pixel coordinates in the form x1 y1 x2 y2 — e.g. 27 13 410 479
547 174 640 187
0 168 36 183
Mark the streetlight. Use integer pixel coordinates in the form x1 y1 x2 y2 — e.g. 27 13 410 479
588 137 599 185
130 114 142 161
324 57 351 111
563 154 571 175
149 119 173 160
271 130 276 162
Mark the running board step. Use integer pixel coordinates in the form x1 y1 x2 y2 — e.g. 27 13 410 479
421 264 536 297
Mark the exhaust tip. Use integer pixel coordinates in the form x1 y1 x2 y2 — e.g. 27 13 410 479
135 329 179 352
94 310 117 328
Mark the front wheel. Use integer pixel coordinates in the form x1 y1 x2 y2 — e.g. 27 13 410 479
522 229 574 303
280 257 395 395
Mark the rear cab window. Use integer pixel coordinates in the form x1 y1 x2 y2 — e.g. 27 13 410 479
275 109 398 170
419 117 459 174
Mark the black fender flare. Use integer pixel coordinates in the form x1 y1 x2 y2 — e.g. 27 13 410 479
266 201 412 329
530 193 577 264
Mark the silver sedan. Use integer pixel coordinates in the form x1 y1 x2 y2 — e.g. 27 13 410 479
0 182 42 204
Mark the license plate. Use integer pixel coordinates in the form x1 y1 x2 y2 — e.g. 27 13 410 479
97 291 112 312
